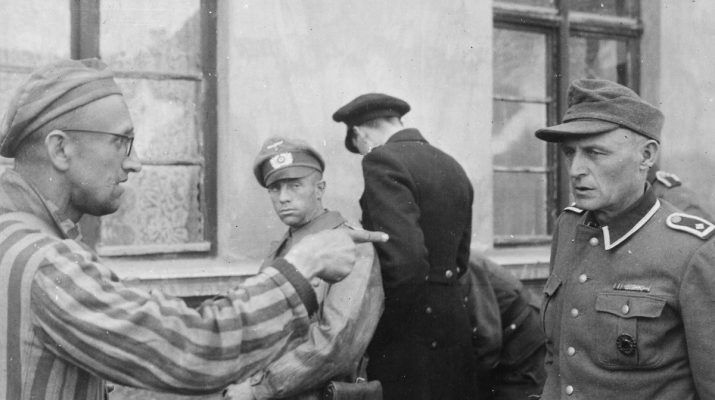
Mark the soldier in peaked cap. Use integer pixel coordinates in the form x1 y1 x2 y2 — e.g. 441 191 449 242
224 137 384 400
334 93 478 400
0 59 386 400
535 78 715 399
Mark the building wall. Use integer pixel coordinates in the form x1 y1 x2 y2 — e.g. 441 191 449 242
216 0 494 262
643 1 715 214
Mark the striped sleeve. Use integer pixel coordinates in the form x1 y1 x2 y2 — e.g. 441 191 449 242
30 238 313 395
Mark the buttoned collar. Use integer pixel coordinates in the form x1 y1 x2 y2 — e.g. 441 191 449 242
582 185 660 250
0 169 82 240
386 128 428 144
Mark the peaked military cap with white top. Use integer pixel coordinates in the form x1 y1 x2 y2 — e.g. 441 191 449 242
253 137 325 188
332 93 411 153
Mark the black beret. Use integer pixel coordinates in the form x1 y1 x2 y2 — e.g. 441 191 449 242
535 79 664 143
332 93 410 153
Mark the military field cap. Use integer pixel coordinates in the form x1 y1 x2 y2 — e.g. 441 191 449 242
0 58 123 158
253 136 325 188
535 79 664 143
332 93 410 153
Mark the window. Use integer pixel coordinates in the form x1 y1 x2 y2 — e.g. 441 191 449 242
492 0 641 245
0 0 217 256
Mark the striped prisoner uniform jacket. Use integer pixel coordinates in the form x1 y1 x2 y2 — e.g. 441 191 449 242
0 169 319 400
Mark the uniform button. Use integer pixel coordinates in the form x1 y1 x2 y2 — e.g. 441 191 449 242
578 274 588 283
589 237 599 246
431 341 438 348
567 346 576 356
445 270 453 279
672 215 682 223
621 304 630 314
464 296 469 303
425 274 429 281
570 308 579 318
472 327 478 334
425 306 433 314
456 267 461 274
565 385 574 395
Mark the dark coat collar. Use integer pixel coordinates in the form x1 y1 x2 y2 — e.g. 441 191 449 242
386 128 428 144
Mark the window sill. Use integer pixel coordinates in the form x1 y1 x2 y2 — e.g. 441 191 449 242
482 245 551 282
105 255 261 298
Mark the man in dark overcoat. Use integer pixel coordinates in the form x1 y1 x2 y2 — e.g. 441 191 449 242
333 93 477 400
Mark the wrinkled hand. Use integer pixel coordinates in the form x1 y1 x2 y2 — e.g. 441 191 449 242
223 380 254 400
284 229 388 283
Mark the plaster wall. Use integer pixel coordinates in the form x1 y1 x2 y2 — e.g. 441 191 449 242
216 0 494 260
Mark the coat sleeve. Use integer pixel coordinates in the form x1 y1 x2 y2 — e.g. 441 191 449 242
247 243 384 399
30 237 317 395
679 243 715 399
360 149 430 313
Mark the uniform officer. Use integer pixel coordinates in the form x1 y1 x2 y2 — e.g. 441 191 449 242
648 167 713 220
333 93 476 400
535 78 715 399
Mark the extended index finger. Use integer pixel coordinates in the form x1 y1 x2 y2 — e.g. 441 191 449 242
347 229 389 244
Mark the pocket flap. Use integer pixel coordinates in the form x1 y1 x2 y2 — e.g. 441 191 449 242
595 293 666 319
543 274 562 297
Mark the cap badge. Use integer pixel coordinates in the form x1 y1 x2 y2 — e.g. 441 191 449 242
270 152 293 169
266 140 284 151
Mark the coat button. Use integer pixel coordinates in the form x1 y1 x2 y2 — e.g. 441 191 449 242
567 346 576 356
464 296 469 303
445 270 453 279
621 304 630 314
456 267 461 274
472 327 478 334
425 274 429 281
589 237 599 246
570 308 579 318
578 274 587 283
565 385 574 395
672 215 682 223
431 341 438 348
425 306 432 314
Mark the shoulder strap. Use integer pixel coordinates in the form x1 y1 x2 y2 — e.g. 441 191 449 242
666 212 715 240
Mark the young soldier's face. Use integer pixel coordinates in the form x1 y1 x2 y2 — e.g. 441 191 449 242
560 128 646 218
268 171 325 228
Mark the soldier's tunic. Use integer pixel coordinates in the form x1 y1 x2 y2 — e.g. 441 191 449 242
650 170 713 220
542 187 715 399
0 169 320 400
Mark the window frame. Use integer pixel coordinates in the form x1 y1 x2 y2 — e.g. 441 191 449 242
492 0 643 246
71 0 218 256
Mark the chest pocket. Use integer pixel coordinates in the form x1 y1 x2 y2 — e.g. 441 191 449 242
593 292 667 369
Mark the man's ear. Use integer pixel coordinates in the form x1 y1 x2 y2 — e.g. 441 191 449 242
45 130 72 171
640 139 660 170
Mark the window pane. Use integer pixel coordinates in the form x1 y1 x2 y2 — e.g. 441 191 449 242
0 0 70 65
570 0 637 17
117 78 202 161
100 0 201 73
569 37 628 84
494 29 547 99
100 165 204 246
493 172 548 236
493 101 547 167
495 0 556 9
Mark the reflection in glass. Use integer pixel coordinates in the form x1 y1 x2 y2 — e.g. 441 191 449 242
0 1 70 65
492 101 547 167
494 29 547 99
494 172 548 236
570 0 637 17
100 0 200 73
569 37 628 84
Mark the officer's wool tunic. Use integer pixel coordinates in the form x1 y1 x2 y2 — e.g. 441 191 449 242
542 188 715 399
0 169 320 400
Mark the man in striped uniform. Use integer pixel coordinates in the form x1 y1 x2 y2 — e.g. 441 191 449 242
0 58 386 400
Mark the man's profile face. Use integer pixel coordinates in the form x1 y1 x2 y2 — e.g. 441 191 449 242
268 172 324 228
560 128 646 218
65 95 141 217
